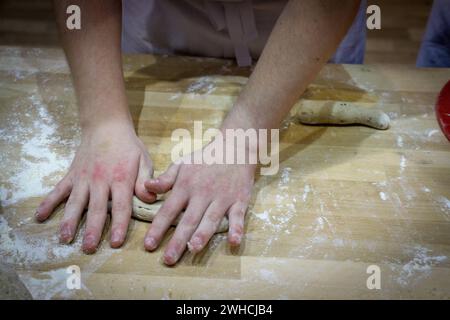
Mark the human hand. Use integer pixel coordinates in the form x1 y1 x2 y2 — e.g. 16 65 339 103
35 121 156 253
143 141 256 265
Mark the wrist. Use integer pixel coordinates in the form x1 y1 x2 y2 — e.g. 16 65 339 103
79 98 134 131
80 115 135 139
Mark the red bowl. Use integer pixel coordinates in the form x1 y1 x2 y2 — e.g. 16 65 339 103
436 79 450 142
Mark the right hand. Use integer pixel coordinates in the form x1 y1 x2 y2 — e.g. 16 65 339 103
35 121 156 253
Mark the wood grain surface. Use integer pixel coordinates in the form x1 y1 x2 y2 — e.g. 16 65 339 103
0 46 449 299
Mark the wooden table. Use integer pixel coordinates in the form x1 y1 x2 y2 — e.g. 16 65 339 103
1 46 449 299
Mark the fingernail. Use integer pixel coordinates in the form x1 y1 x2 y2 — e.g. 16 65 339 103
111 230 123 247
59 225 73 244
231 233 242 245
145 237 156 250
164 251 177 265
149 178 159 184
82 234 96 252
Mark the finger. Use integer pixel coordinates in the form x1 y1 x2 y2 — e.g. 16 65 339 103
36 177 72 222
144 163 180 194
110 183 134 248
227 201 248 246
59 182 89 244
187 200 230 254
144 190 187 252
82 185 109 254
163 198 210 265
135 153 157 203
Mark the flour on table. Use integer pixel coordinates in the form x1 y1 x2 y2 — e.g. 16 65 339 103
396 135 404 148
302 184 311 202
0 91 76 206
436 196 450 220
0 215 82 266
258 269 279 285
394 246 447 287
0 214 119 299
186 77 218 95
399 155 407 173
379 192 388 201
314 216 325 232
253 210 270 224
426 129 439 138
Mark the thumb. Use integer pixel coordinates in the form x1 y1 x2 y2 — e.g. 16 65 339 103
135 153 157 203
144 163 180 194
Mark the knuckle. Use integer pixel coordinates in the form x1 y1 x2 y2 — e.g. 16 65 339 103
170 238 184 251
160 201 180 215
182 213 199 226
154 211 172 225
194 231 209 243
62 205 78 219
88 208 105 218
113 200 129 213
206 211 222 225
112 221 127 232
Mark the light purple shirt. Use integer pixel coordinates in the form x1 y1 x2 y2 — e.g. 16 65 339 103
122 0 367 66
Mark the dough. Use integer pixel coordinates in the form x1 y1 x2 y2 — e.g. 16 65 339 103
111 197 229 233
296 101 390 130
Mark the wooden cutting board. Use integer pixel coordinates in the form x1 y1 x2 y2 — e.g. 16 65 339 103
1 46 449 299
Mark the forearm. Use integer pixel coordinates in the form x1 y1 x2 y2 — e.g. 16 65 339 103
54 0 132 131
221 0 360 131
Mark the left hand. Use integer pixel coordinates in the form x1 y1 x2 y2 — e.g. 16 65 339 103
143 144 256 265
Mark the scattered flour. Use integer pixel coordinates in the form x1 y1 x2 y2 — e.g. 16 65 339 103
399 155 407 173
168 92 182 101
332 238 345 247
387 112 399 119
395 246 447 287
396 136 404 148
0 91 75 206
186 77 218 95
436 196 450 219
302 184 311 202
0 215 82 266
374 180 387 188
0 214 118 299
18 268 92 300
314 216 325 231
259 269 279 285
254 210 270 224
426 129 439 138
280 167 292 184
379 192 388 201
